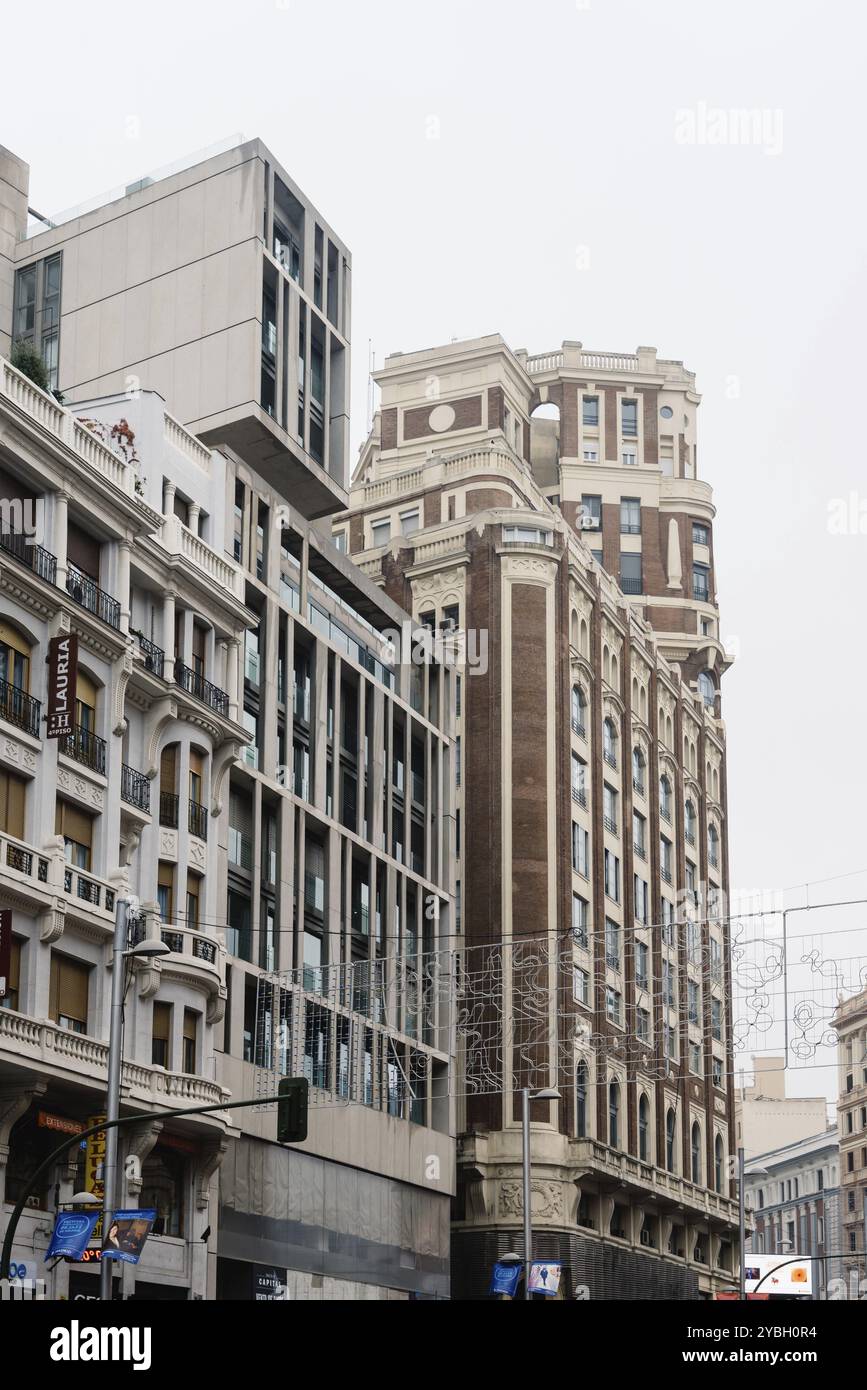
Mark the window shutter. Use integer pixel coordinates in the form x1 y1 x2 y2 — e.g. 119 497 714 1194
50 954 89 1027
0 770 26 839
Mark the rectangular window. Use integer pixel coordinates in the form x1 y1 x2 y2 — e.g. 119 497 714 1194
690 1042 703 1076
632 943 648 996
583 448 598 462
572 823 589 878
49 954 90 1034
582 396 599 427
604 849 620 902
712 1057 723 1087
580 494 602 528
571 752 586 805
633 810 646 856
712 998 722 1041
572 893 588 946
606 986 622 1025
158 862 174 924
186 872 200 929
622 449 637 467
573 967 590 1007
637 1006 651 1043
605 918 621 971
182 1009 199 1074
371 519 391 547
634 875 648 924
693 563 710 602
0 769 26 839
693 522 709 546
660 837 672 884
621 399 638 437
1 938 21 1011
620 552 642 594
620 498 641 534
603 783 618 831
152 1001 172 1069
55 801 94 871
400 510 420 537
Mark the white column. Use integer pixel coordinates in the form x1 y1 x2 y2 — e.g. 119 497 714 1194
188 502 201 536
117 539 131 634
53 490 69 589
162 590 176 681
226 638 240 720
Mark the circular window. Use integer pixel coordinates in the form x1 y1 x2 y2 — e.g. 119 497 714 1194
429 403 456 433
660 405 673 420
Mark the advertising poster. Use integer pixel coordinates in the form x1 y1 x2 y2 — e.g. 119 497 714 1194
46 1209 101 1261
84 1114 106 1240
489 1262 522 1297
744 1255 814 1296
528 1261 562 1296
101 1210 157 1264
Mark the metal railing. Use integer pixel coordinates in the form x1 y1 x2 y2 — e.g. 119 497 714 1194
633 778 645 796
121 765 150 813
174 660 229 717
136 633 165 677
660 804 672 824
159 791 179 829
661 867 673 885
634 841 646 860
0 678 41 738
188 799 208 841
603 815 618 836
66 566 121 630
620 577 642 594
571 717 586 738
603 749 618 770
572 786 587 808
0 529 57 585
59 724 106 775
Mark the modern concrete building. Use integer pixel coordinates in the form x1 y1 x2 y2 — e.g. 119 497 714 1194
832 988 867 1296
0 140 456 1301
735 1056 830 1161
745 1128 841 1299
335 333 739 1298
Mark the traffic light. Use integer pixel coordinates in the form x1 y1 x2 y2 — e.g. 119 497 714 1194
277 1077 309 1144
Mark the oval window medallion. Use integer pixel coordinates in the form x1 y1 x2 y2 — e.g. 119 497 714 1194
429 403 456 433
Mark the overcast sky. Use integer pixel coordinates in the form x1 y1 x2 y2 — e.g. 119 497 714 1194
5 0 864 1099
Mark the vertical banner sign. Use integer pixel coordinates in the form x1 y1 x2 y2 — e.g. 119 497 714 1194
46 633 78 739
0 910 10 1000
85 1115 106 1241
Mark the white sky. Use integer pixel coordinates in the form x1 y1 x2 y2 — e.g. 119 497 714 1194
5 0 865 1099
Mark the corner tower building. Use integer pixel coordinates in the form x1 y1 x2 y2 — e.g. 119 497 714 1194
336 335 738 1298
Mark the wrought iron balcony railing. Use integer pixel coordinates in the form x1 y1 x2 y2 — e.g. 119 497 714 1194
59 723 106 775
173 660 229 717
188 799 208 841
121 765 150 813
159 791 179 829
0 678 41 738
0 528 57 585
66 565 121 630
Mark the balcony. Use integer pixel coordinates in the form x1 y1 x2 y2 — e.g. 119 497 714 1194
64 863 115 915
634 842 646 860
0 1009 227 1113
174 660 229 718
661 867 673 886
603 749 617 770
160 926 219 967
620 577 642 595
1 831 50 886
159 791 179 829
66 566 121 630
571 717 586 739
0 678 41 738
134 632 165 677
685 829 696 846
121 765 150 813
660 804 672 824
693 583 710 603
633 778 645 797
605 952 621 971
188 799 208 841
603 815 618 836
0 528 57 585
59 724 106 776
572 786 587 808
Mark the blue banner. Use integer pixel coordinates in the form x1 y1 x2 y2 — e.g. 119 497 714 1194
101 1210 157 1264
46 1209 100 1261
489 1261 522 1297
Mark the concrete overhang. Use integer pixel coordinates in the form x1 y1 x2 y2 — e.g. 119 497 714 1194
196 403 347 520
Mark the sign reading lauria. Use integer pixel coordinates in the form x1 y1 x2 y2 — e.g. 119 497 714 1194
46 633 78 739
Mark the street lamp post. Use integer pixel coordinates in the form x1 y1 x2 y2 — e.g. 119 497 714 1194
99 898 170 1300
520 1086 560 1301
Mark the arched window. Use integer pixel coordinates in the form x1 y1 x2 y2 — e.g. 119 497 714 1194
609 1081 620 1149
571 685 587 735
659 774 672 820
715 1134 725 1191
638 1094 650 1162
603 718 618 767
603 646 610 686
708 823 719 867
570 610 579 648
632 746 645 794
757 1188 765 1209
691 1122 702 1184
685 799 696 844
576 1061 588 1138
580 618 589 656
698 671 715 708
666 1108 677 1172
611 654 619 691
